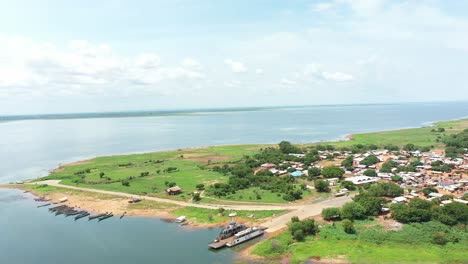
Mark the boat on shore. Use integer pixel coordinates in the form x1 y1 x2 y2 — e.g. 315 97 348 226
226 227 266 247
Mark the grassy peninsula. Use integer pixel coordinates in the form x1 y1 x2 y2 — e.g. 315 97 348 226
38 118 467 204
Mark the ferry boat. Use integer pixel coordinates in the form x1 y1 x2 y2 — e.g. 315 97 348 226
214 221 246 242
226 227 265 247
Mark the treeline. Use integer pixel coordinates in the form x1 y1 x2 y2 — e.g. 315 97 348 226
391 198 468 226
443 129 468 158
322 182 404 221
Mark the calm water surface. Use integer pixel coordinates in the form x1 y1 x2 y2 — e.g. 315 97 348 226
1 102 468 264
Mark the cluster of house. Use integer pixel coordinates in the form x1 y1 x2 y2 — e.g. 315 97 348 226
259 149 468 204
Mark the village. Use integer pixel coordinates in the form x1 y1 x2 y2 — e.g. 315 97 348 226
258 148 468 206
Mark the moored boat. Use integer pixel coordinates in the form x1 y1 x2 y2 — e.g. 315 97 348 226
226 227 266 247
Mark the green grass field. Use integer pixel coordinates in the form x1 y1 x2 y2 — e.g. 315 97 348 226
252 220 468 263
171 207 286 224
323 118 468 149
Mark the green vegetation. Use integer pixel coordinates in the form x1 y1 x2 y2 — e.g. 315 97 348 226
170 207 285 224
444 128 468 158
391 198 468 226
252 220 468 263
38 118 468 206
321 165 344 178
314 179 329 192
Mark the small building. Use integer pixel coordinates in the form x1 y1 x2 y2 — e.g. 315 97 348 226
345 176 379 185
261 163 277 170
392 196 407 203
290 171 303 177
166 186 182 195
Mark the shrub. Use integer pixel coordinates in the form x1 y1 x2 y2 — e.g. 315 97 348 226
342 219 356 234
322 207 341 220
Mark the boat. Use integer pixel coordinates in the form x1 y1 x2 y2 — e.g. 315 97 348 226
98 213 113 222
215 221 246 242
128 197 142 203
226 227 265 247
75 212 90 221
175 216 186 223
208 221 247 249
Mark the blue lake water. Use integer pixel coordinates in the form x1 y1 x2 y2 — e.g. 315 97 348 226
1 102 468 263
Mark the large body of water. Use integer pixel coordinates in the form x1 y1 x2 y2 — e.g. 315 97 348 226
1 102 468 264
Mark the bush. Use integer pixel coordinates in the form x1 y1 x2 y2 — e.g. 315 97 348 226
196 183 205 190
121 180 130 186
342 219 356 234
322 207 341 220
339 180 356 191
293 229 305 241
193 193 201 202
341 202 367 220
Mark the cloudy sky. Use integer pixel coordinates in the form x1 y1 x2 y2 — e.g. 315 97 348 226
1 0 468 115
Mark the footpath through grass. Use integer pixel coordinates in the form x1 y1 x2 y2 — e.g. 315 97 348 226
252 219 468 263
171 207 286 224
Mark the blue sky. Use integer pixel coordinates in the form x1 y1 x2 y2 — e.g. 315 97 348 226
1 0 468 114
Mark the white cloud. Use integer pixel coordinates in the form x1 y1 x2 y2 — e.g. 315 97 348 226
312 2 335 12
303 64 354 82
280 78 297 86
182 58 202 69
0 34 205 96
134 53 161 69
224 59 247 73
322 71 354 81
255 68 264 74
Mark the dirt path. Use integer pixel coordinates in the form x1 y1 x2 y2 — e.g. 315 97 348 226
27 180 353 232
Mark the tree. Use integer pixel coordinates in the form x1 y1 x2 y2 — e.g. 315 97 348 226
322 165 345 178
342 219 356 234
321 207 341 220
99 172 105 178
360 155 380 166
196 183 205 190
384 144 400 151
422 187 438 196
363 169 377 177
403 143 417 151
340 180 356 191
353 193 385 216
315 179 329 192
391 175 403 182
341 156 354 171
167 182 177 187
341 202 366 220
308 167 321 177
279 141 301 154
193 193 201 202
121 180 130 186
293 229 305 241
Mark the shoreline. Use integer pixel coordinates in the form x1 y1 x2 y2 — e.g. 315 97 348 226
1 185 283 230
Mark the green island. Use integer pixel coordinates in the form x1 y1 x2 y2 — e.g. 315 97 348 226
12 118 467 263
